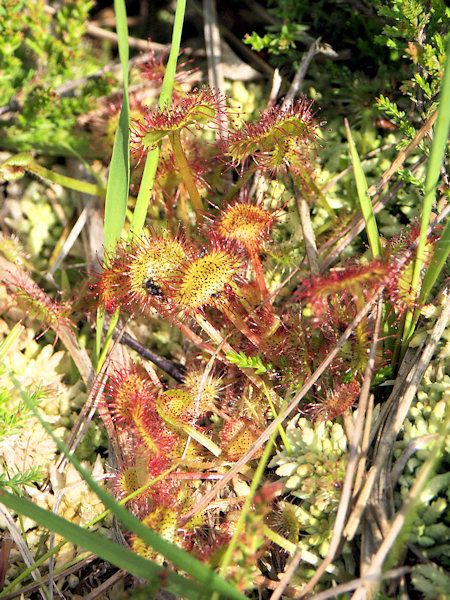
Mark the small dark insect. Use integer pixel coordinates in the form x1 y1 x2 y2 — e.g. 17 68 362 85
144 277 164 297
210 290 221 299
198 248 207 258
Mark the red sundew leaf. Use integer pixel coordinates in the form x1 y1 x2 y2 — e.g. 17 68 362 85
4 269 74 342
130 87 228 151
301 259 391 320
307 380 361 422
93 230 195 316
85 96 147 160
168 238 243 315
219 417 264 462
137 46 199 96
103 363 157 426
224 97 323 175
208 189 282 255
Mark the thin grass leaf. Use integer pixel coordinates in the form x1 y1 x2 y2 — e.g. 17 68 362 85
130 149 161 235
96 308 120 372
0 322 24 359
96 0 131 366
0 490 222 600
0 463 182 598
345 119 382 259
216 428 277 590
1 368 246 600
403 36 450 342
103 0 130 252
130 0 187 234
414 38 450 294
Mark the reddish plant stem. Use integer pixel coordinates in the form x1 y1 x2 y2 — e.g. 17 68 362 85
167 313 224 358
193 312 282 406
221 302 273 358
250 247 271 304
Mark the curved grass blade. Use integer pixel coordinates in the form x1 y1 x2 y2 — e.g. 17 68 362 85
1 368 246 600
0 490 217 600
402 36 450 343
0 463 181 597
420 216 450 305
345 118 382 259
130 0 187 234
95 0 131 366
103 0 130 252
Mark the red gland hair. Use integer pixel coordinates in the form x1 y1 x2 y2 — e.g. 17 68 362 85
157 389 196 427
123 232 191 312
302 259 390 321
86 97 147 159
140 136 210 205
225 97 321 175
96 230 193 315
219 417 263 462
93 253 126 313
104 365 184 461
5 268 73 341
170 241 242 313
131 87 228 151
138 46 198 98
182 369 222 416
103 363 156 425
309 380 361 422
214 195 278 254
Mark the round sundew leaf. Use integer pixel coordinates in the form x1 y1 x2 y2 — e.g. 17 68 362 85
225 98 320 174
216 203 274 251
173 249 241 311
157 389 193 426
131 88 227 149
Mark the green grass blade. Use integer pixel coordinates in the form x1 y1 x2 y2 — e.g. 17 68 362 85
414 37 450 295
103 0 130 251
403 36 450 341
0 463 181 597
158 0 187 109
0 323 24 359
130 0 187 234
3 369 246 600
218 431 277 581
130 148 160 234
345 119 382 259
0 490 215 600
95 0 130 366
96 309 120 371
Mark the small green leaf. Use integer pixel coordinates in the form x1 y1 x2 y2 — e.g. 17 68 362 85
226 350 272 374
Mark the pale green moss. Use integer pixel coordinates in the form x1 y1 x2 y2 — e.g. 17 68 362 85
269 416 348 557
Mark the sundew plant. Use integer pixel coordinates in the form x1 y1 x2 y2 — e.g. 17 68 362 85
0 0 449 599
